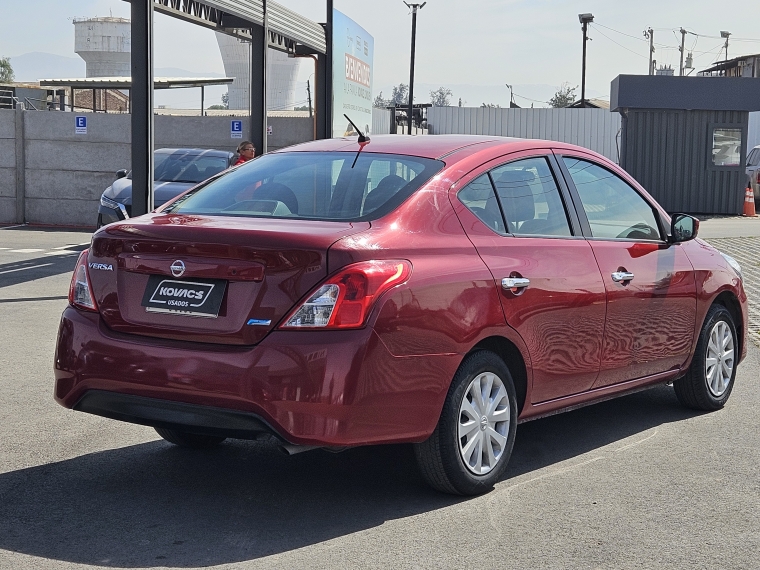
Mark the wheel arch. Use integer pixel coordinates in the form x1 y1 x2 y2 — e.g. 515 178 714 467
469 336 528 416
712 290 743 360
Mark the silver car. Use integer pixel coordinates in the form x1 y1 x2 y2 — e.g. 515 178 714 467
747 145 760 199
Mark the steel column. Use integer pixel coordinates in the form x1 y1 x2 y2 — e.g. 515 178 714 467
249 21 267 154
315 51 328 138
131 0 154 217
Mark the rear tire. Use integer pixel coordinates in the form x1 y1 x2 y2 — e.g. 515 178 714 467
674 304 738 411
414 350 517 495
155 427 226 449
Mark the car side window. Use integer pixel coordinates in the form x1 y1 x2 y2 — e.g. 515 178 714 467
749 149 760 166
490 157 572 236
562 157 662 241
458 174 507 234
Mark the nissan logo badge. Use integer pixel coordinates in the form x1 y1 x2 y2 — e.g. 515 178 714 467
170 260 186 278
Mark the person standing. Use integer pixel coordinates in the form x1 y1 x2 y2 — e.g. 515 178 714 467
233 141 255 166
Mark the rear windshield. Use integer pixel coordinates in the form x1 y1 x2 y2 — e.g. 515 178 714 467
153 152 229 183
164 151 443 221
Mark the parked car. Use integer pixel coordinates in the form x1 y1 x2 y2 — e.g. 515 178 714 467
57 135 747 496
97 148 235 227
746 144 760 199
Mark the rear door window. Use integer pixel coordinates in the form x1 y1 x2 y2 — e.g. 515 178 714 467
490 157 572 236
458 174 507 234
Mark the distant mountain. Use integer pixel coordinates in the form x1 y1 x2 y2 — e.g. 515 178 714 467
8 52 224 82
10 52 85 81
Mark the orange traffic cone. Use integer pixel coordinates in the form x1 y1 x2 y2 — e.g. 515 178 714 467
743 186 756 217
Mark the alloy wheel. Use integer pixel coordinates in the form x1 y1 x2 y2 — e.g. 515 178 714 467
705 320 735 397
458 372 510 475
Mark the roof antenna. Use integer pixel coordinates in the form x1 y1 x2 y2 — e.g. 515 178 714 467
343 114 369 143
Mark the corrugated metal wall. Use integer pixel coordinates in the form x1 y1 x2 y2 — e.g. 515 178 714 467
427 107 622 162
621 110 747 215
371 108 392 135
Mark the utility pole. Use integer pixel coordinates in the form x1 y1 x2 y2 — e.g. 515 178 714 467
404 2 425 135
679 28 687 76
578 13 594 108
306 79 312 118
643 28 654 75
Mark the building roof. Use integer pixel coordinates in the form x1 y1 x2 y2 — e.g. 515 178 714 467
611 74 760 112
699 53 760 74
38 77 234 89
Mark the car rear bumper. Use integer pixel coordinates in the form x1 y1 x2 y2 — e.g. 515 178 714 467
74 390 281 440
54 306 457 447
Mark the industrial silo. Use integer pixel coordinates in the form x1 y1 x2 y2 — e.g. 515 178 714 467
73 17 131 77
215 32 301 111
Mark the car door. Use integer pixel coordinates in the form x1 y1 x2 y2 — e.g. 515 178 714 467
452 152 607 403
557 152 697 387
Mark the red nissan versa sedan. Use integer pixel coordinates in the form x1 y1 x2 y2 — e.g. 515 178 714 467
55 135 747 495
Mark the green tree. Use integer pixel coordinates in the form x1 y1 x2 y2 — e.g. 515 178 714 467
481 102 501 108
429 86 452 107
391 83 408 106
0 57 14 84
373 91 389 108
207 104 227 110
548 82 577 108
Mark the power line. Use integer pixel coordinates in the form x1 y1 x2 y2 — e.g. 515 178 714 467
593 26 649 59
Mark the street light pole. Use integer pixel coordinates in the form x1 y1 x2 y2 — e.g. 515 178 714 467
721 31 731 63
578 13 594 109
404 2 425 135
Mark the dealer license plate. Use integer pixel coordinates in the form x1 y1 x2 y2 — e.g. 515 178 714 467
141 275 227 318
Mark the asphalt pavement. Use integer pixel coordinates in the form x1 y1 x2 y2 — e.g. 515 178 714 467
0 221 758 569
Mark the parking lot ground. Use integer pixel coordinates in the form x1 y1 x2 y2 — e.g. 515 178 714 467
0 223 758 569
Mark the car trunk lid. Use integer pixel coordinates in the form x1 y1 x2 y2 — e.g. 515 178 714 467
87 213 369 345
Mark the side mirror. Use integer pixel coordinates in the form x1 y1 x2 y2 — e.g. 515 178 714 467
669 213 699 243
115 169 128 179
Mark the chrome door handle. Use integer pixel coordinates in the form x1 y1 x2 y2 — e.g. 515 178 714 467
611 271 635 282
502 277 530 290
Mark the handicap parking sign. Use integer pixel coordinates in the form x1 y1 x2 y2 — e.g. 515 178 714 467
230 120 243 139
75 116 87 134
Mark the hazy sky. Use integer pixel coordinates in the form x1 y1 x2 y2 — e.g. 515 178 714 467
2 0 759 106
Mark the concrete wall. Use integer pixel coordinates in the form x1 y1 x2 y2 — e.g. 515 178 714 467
0 110 313 227
0 109 16 223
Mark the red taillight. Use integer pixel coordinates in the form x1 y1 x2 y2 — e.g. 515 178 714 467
279 260 412 330
69 249 98 312
756 171 760 184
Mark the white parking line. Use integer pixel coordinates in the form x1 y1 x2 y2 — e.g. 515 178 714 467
53 242 90 250
9 249 45 253
0 263 53 275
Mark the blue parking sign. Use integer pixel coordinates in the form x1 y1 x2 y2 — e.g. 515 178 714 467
75 116 87 134
230 120 243 139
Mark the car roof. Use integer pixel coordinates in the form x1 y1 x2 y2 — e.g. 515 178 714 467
155 148 234 158
275 134 594 165
277 135 517 159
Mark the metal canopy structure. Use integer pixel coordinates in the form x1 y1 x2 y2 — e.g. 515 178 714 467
39 76 234 89
40 76 234 113
151 0 326 54
123 0 333 217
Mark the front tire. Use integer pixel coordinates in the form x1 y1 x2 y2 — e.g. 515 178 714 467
155 427 226 449
414 351 517 495
674 304 738 411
